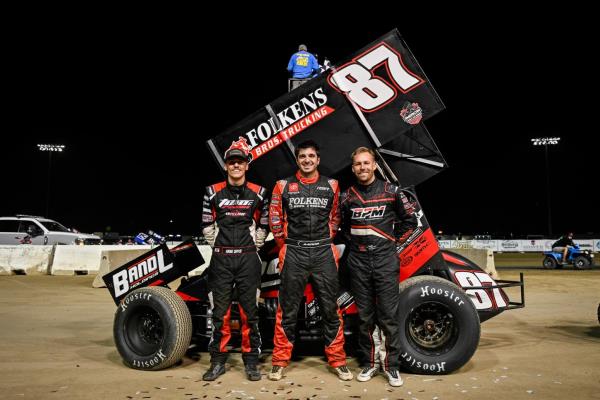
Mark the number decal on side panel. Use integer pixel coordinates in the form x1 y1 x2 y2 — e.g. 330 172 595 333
454 271 508 310
329 43 424 112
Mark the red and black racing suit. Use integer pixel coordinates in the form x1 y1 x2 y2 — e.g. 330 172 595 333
270 171 346 367
202 181 269 365
340 179 417 370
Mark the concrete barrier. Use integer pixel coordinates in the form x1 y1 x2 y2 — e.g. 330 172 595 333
0 245 54 275
92 249 151 288
447 248 498 279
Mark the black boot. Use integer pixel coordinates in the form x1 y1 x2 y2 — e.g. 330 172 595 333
245 363 261 381
202 363 226 381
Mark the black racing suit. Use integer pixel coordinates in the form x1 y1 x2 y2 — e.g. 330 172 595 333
202 180 269 365
340 179 417 370
269 171 347 367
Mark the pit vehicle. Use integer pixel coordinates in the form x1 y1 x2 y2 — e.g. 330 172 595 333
0 215 101 245
103 29 525 374
542 244 594 270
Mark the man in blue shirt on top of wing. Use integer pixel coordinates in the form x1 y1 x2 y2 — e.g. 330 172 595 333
287 44 319 79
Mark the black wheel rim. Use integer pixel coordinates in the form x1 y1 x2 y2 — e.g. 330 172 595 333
406 301 458 356
124 305 164 356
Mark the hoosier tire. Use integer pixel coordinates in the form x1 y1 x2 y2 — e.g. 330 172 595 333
398 276 480 375
113 286 192 370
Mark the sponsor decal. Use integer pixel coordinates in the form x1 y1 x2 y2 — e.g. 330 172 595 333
218 199 254 207
400 102 423 125
202 214 213 223
419 285 465 307
119 291 152 312
236 88 334 161
501 240 519 249
316 186 330 191
351 205 386 219
400 101 423 125
225 211 246 217
214 248 244 255
226 137 252 161
288 197 329 209
271 217 281 224
288 183 299 193
113 249 173 298
132 349 167 368
400 352 446 373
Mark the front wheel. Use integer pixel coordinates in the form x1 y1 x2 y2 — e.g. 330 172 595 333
113 286 192 370
543 256 558 269
573 256 590 270
398 276 480 375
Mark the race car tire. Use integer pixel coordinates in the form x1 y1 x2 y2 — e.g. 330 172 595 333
398 275 480 375
543 256 558 269
114 286 192 370
573 256 590 270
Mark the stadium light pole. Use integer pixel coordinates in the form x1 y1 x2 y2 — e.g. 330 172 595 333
530 137 560 237
37 144 66 218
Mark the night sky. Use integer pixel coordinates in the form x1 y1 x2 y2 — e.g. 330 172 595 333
5 11 596 238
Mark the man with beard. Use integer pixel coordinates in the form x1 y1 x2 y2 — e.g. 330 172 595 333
201 139 269 381
340 147 417 387
268 140 352 381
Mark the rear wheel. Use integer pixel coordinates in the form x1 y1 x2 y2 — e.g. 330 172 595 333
543 256 558 269
398 276 480 374
113 286 192 370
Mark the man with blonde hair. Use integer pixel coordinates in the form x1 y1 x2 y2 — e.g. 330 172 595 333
340 146 417 387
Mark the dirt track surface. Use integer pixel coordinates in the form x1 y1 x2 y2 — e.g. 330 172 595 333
1 270 599 400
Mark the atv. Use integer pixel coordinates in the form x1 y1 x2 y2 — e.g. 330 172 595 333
542 244 594 270
103 28 525 375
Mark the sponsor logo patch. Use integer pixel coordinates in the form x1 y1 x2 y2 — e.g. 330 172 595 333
289 183 299 192
400 102 423 125
351 206 386 219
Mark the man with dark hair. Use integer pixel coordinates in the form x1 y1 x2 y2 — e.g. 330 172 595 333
268 140 352 381
340 146 417 387
201 139 269 381
552 232 576 265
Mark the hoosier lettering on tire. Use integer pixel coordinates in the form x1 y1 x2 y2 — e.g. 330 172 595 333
113 286 192 370
398 275 480 374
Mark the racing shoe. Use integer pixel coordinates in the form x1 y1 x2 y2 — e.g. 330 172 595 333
244 363 261 381
384 368 404 387
334 365 354 381
202 363 226 381
268 365 284 381
356 365 379 382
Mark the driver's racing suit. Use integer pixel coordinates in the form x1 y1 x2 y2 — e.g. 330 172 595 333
202 181 269 365
340 179 417 370
269 171 347 367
